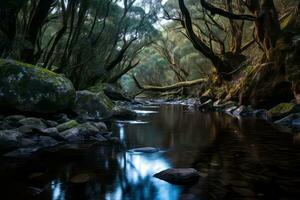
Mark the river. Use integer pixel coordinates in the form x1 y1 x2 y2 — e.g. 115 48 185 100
1 103 300 199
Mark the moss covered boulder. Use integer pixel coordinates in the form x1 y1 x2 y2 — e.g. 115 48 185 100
0 59 75 113
71 90 113 120
267 103 300 120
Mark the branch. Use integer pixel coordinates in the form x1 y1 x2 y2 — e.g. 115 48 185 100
133 77 207 92
200 0 256 21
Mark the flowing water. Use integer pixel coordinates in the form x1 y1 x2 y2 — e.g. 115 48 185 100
1 103 300 200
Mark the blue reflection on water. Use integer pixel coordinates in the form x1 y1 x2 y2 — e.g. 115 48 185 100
106 152 181 200
51 180 65 200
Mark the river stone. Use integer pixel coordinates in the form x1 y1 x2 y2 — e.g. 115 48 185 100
71 90 113 120
0 130 23 152
33 136 59 147
129 147 159 153
18 125 36 134
4 147 40 158
154 168 200 185
81 122 100 133
0 59 75 113
4 115 26 122
274 113 300 126
91 122 107 132
103 84 131 101
267 103 300 120
198 99 213 111
292 118 300 127
19 117 47 130
44 120 59 127
90 134 107 142
113 107 137 120
56 120 79 132
233 105 249 116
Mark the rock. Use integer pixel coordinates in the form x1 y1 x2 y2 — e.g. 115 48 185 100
252 109 268 119
19 117 47 130
56 120 79 132
32 136 59 147
0 130 23 152
18 125 36 134
198 99 213 111
70 173 94 184
267 103 300 120
71 90 113 120
59 127 82 141
44 120 58 127
4 115 25 121
200 89 214 103
292 118 300 127
213 100 237 111
0 130 23 141
274 113 300 126
90 134 107 142
233 105 249 117
225 106 238 114
154 168 200 185
108 137 120 144
0 59 75 113
0 119 21 130
103 84 131 101
129 147 159 153
91 122 107 132
40 127 59 135
39 127 64 141
78 122 99 136
112 107 137 120
3 147 40 158
20 138 37 146
53 113 70 123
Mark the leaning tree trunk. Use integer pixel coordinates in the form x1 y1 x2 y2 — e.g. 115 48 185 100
178 0 233 80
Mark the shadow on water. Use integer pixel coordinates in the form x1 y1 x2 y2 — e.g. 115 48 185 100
0 104 300 199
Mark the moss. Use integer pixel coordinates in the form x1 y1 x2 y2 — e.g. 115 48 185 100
56 120 79 132
0 59 75 113
267 103 300 119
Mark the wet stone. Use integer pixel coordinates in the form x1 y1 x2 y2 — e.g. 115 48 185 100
154 168 200 185
129 147 159 153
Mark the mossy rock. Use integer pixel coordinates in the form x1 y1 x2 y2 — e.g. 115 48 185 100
267 103 300 120
71 90 113 120
0 59 75 113
56 120 79 132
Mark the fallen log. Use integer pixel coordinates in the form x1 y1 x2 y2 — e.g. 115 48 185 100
132 75 207 92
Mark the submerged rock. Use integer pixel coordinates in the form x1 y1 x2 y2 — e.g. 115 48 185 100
3 147 40 158
154 168 200 185
70 173 94 184
274 113 300 126
0 59 75 113
129 147 159 153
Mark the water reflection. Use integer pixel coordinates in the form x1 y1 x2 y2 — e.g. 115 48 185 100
105 152 181 200
1 104 300 200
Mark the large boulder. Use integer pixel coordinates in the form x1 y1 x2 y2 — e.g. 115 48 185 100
71 90 113 120
0 59 75 113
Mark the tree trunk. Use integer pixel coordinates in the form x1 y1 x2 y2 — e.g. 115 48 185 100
21 0 55 64
178 0 233 80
